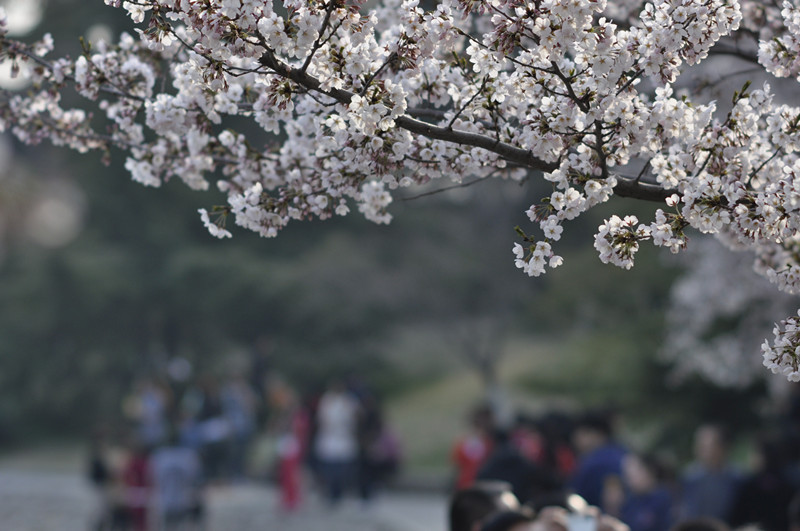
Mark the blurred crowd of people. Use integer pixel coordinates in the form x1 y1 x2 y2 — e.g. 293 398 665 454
85 346 800 531
85 351 401 530
450 400 800 531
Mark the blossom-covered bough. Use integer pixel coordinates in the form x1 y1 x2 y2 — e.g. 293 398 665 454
4 0 800 379
661 236 800 388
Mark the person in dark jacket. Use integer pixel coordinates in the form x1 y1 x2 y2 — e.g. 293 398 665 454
621 453 674 531
729 435 796 531
678 424 740 522
570 411 628 510
477 429 562 506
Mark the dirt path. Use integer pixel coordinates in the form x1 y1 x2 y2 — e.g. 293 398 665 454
0 468 447 531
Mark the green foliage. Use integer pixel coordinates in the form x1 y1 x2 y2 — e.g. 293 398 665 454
0 144 533 443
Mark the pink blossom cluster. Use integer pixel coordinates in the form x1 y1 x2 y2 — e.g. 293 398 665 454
759 1 800 78
4 0 800 378
763 311 800 381
661 236 797 389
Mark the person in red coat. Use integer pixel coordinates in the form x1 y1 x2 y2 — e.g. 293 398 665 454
277 396 310 511
122 439 152 531
452 405 494 489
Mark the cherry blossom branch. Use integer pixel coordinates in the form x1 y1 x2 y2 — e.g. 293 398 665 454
448 75 488 129
299 0 339 74
4 42 146 102
359 51 398 97
256 47 560 173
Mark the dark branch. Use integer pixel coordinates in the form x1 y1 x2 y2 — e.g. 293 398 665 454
258 48 559 173
613 178 675 202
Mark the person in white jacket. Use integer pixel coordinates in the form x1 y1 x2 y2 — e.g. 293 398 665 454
314 381 360 505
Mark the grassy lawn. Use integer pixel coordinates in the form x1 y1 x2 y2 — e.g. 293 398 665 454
386 336 578 477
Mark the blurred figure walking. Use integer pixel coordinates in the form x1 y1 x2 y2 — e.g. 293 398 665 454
569 410 628 511
221 373 257 479
196 376 231 483
150 426 205 530
620 453 674 531
121 438 152 531
452 405 494 490
274 386 309 512
729 435 795 531
313 380 360 505
678 424 740 523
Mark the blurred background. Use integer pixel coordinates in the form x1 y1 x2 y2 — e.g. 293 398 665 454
1 1 800 530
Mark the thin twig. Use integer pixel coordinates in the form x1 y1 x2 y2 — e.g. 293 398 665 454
401 171 499 201
448 75 488 129
300 0 338 74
